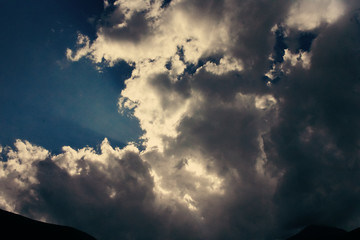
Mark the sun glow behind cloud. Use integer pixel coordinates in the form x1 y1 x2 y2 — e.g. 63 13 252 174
1 0 360 239
57 0 328 232
66 0 280 223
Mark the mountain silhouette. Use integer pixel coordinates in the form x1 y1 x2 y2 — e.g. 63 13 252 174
0 208 96 239
287 225 360 240
3 207 360 240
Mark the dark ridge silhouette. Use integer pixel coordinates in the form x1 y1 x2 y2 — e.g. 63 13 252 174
0 208 96 240
345 227 360 240
287 225 360 240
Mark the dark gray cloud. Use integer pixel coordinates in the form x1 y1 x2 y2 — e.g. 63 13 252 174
0 140 202 240
265 6 360 234
32 154 157 240
161 74 278 240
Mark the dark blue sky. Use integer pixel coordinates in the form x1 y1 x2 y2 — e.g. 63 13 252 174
0 0 142 153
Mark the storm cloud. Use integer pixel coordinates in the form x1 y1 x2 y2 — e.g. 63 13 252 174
1 0 360 239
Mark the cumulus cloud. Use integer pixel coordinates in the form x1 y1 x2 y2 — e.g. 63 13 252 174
0 140 49 212
2 0 360 239
285 0 346 31
0 139 203 240
201 56 243 75
266 10 360 232
65 1 287 238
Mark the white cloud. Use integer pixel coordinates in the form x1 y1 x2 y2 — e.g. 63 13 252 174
0 139 145 209
265 48 312 83
202 56 243 75
183 193 198 211
67 0 232 65
66 33 91 61
143 149 226 215
52 138 139 176
286 0 345 30
118 59 192 151
169 55 186 77
283 49 312 69
113 0 154 21
0 140 49 214
0 138 207 239
0 140 49 187
255 95 277 110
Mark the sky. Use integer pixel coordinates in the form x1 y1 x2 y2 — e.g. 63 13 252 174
0 0 360 239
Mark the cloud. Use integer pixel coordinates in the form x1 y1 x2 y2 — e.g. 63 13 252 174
0 139 203 239
285 0 346 31
2 0 360 239
201 56 243 75
266 10 360 232
65 0 360 238
0 140 49 212
65 1 286 238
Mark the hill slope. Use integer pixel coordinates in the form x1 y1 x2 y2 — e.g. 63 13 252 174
0 208 96 240
288 225 360 240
